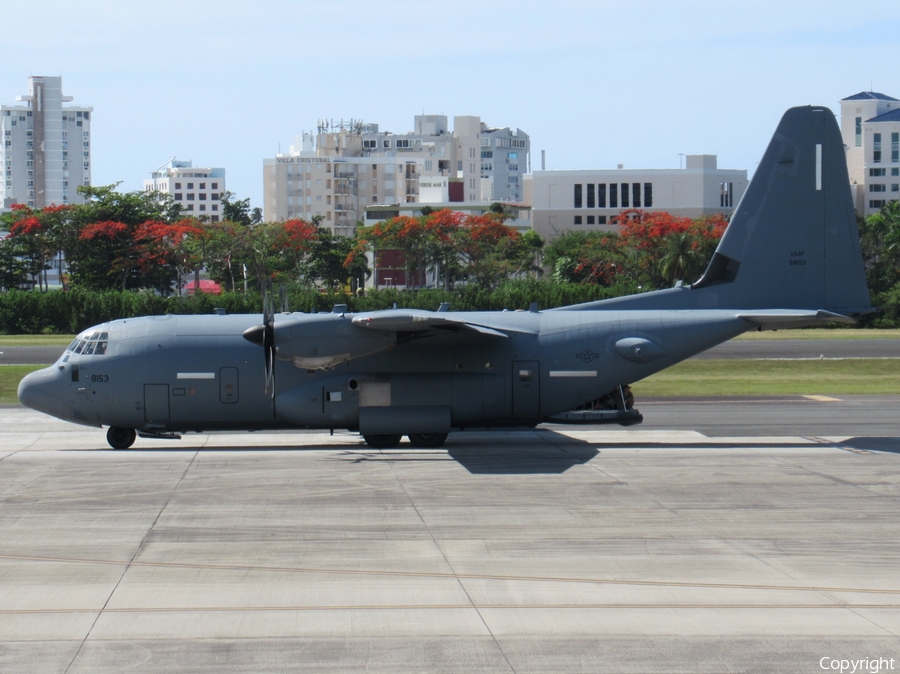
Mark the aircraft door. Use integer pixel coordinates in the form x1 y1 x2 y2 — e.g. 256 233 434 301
219 367 239 404
512 361 540 415
144 384 170 422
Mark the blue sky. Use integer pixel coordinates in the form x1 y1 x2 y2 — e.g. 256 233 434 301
3 0 899 209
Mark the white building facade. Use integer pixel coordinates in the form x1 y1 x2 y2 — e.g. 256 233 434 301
1 76 92 210
143 160 226 221
525 155 748 238
839 92 900 216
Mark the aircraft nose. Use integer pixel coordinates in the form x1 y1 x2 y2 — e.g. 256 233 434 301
18 367 65 420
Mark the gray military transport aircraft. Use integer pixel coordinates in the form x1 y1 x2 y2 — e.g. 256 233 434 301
18 106 873 450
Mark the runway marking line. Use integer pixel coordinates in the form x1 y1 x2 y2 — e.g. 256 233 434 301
1 553 898 597
803 395 843 402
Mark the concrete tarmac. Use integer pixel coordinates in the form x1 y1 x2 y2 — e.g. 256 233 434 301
1 402 899 673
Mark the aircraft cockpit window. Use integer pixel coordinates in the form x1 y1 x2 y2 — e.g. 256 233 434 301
70 331 110 355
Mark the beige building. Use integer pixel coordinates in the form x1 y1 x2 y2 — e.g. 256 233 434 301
263 115 530 232
839 91 900 216
525 155 748 239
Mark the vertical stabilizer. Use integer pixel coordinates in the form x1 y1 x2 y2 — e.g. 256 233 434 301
562 106 872 313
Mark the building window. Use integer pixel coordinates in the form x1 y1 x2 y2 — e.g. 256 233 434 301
870 168 887 176
644 183 653 208
211 182 218 189
199 193 207 200
383 139 391 148
586 184 595 208
174 193 182 201
587 215 595 224
175 182 181 189
187 182 194 189
598 184 606 208
574 184 582 208
892 184 899 192
874 133 882 163
481 151 492 159
199 205 206 211
632 183 641 208
870 200 886 209
609 183 617 208
856 117 862 147
620 183 629 208
574 215 582 225
893 168 899 176
870 184 886 192
212 204 218 210
187 193 195 200
598 215 607 225
893 133 899 163
720 182 734 207
363 140 377 149
396 139 410 148
187 204 194 211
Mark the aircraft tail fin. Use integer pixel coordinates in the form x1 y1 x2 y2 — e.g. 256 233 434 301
560 106 872 315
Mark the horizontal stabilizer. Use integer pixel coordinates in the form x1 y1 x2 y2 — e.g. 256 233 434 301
736 309 861 330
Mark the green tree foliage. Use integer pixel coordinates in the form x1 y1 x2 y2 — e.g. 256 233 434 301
543 210 727 291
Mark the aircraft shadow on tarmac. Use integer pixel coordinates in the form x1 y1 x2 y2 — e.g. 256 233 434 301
834 437 900 454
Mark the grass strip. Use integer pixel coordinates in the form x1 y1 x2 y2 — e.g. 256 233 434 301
0 365 44 404
633 358 900 396
735 328 900 341
0 335 76 346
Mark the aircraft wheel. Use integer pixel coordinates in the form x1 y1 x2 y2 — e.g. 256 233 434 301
107 427 136 450
363 434 403 449
407 433 448 448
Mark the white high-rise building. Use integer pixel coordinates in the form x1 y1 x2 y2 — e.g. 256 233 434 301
143 159 226 221
1 76 92 210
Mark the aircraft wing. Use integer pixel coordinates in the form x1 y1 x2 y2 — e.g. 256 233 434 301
351 310 511 338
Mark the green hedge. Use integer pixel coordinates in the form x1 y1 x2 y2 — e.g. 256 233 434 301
0 280 629 334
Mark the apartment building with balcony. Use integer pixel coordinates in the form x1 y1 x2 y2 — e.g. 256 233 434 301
263 115 530 230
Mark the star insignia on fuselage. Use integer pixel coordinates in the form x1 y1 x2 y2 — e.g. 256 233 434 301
576 349 600 363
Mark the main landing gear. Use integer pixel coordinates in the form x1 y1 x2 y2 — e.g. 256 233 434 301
107 427 137 450
362 433 449 449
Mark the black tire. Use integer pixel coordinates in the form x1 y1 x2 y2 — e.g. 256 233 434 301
407 433 448 448
107 427 137 450
363 434 403 449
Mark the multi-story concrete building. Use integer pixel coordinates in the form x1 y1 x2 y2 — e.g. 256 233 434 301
263 115 529 230
143 159 226 221
524 155 748 238
839 92 900 216
1 76 92 210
